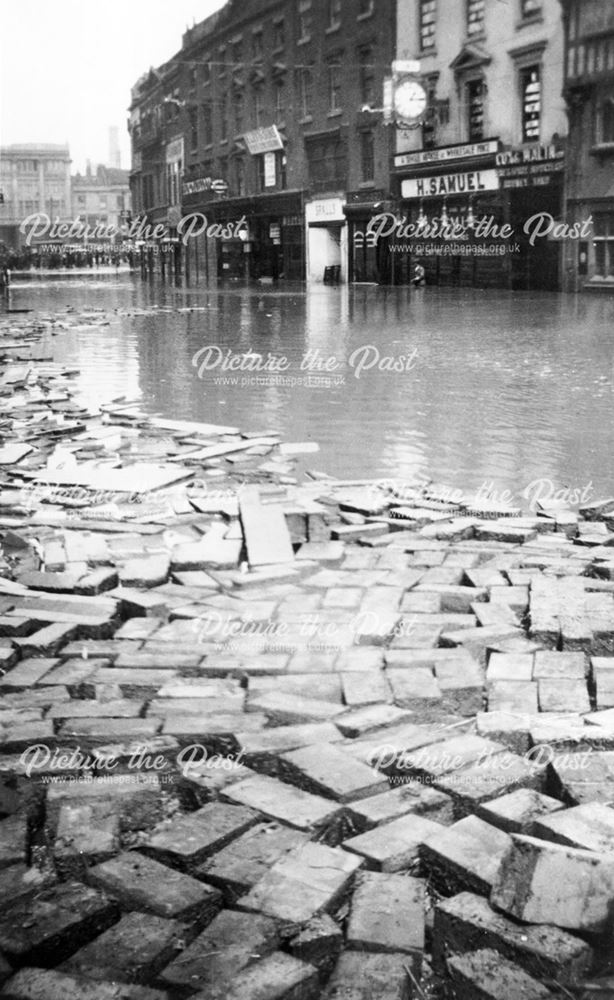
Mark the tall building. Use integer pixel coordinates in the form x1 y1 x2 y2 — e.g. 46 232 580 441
0 144 72 249
393 0 567 290
560 0 614 290
129 0 396 282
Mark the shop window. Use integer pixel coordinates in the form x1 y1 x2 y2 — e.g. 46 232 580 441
360 131 375 181
359 47 376 107
328 60 342 113
298 1 312 43
420 0 437 51
467 0 485 37
521 0 541 17
328 0 341 30
593 213 614 278
521 65 541 141
273 19 285 51
467 79 485 141
297 67 313 117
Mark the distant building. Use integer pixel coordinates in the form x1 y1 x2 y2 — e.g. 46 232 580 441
394 0 567 290
71 165 132 241
0 143 72 249
108 126 122 169
559 0 614 290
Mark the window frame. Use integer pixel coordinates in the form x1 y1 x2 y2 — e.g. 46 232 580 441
520 64 541 142
419 0 437 52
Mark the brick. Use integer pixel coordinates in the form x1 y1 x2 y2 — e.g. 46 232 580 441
194 951 319 1000
0 881 118 966
433 657 483 715
53 804 119 877
321 950 414 1000
62 911 187 983
340 722 445 770
161 713 266 744
0 658 58 691
433 892 592 983
445 948 551 1000
386 668 442 709
0 968 168 1000
533 650 588 680
238 841 362 925
245 691 344 724
279 744 388 803
11 623 80 654
340 671 392 706
476 711 534 755
342 813 442 872
46 776 162 834
486 653 533 682
435 752 547 818
222 774 343 832
334 703 413 738
89 851 221 925
350 785 453 829
347 872 424 968
475 788 565 834
198 821 309 896
550 750 614 804
40 657 102 691
414 584 488 613
487 680 538 713
398 735 506 782
492 833 614 931
288 913 342 978
472 602 520 628
537 678 590 713
532 802 614 852
142 802 259 871
234 722 341 771
420 815 512 896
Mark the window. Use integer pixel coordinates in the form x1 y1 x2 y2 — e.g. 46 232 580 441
188 67 197 92
220 97 228 141
275 79 285 118
358 0 374 16
203 105 213 146
467 0 485 37
360 131 374 181
252 31 263 59
297 67 313 117
358 47 376 106
233 40 243 66
422 79 438 149
298 1 312 42
467 79 485 141
328 60 342 112
189 108 198 152
219 156 229 183
328 0 341 29
202 59 211 84
233 90 244 133
420 0 437 51
234 158 246 196
598 96 614 143
521 0 541 17
273 19 285 50
306 136 348 191
218 46 227 77
521 65 540 141
594 214 614 279
254 86 265 127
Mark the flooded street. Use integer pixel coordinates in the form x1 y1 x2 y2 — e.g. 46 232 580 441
6 273 614 500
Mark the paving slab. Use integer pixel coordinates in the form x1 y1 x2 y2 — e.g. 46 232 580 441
420 815 512 896
342 812 443 872
222 774 344 832
346 871 424 968
142 802 260 871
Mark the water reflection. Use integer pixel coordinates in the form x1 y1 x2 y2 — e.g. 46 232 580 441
6 273 614 499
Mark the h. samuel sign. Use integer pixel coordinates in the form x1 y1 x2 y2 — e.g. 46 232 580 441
401 169 499 199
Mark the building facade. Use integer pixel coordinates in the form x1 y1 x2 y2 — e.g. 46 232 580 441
0 144 72 250
71 165 131 240
560 0 614 291
393 0 568 290
129 0 396 283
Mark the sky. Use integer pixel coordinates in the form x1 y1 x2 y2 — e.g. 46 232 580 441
0 0 226 173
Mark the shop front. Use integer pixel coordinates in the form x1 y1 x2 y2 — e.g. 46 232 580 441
344 192 395 285
305 197 347 283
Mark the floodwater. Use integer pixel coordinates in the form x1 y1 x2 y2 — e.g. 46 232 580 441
5 272 614 505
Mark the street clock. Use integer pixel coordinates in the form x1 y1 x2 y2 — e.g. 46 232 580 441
394 79 428 122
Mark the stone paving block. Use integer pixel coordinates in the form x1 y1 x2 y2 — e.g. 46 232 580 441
435 751 547 819
386 667 442 709
0 815 27 869
488 585 529 612
350 784 454 830
485 653 534 682
222 774 344 832
238 840 362 926
193 950 320 1000
62 911 188 983
246 691 344 724
388 622 442 649
321 950 414 1000
158 909 279 992
420 815 512 896
84 668 179 697
279 743 389 803
550 749 614 804
475 788 565 834
47 699 144 719
472 602 520 628
234 722 341 772
46 776 162 834
0 968 169 1000
433 657 483 715
198 821 310 897
11 623 79 656
340 670 392 706
0 880 118 966
289 913 342 979
537 678 590 713
398 734 506 782
58 717 162 745
334 703 414 738
346 871 424 969
249 673 343 703
592 656 614 708
88 851 222 926
342 813 442 872
53 803 120 877
442 625 523 666
39 657 105 692
445 948 551 1000
119 556 170 588
414 584 488 613
532 802 614 852
476 711 534 755
141 802 259 872
340 722 449 772
533 650 588 680
493 834 614 932
487 680 538 714
433 891 592 983
0 658 59 691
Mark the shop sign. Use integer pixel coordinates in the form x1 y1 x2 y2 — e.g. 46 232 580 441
283 215 302 227
182 177 228 196
401 169 499 199
496 143 564 167
243 125 284 155
263 152 276 188
269 223 281 244
395 140 498 169
305 198 346 223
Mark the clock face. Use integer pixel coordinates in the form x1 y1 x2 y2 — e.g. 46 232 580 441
394 79 427 121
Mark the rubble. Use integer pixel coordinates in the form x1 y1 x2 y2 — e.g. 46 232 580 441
0 320 614 995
